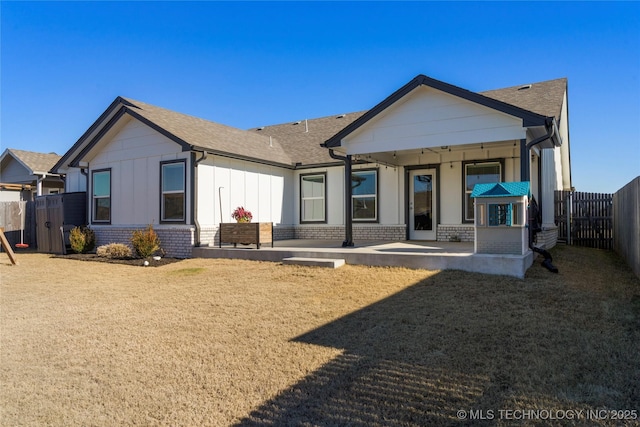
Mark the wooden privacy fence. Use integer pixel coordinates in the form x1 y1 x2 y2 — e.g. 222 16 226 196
35 192 86 254
0 201 36 249
613 177 640 278
555 191 613 249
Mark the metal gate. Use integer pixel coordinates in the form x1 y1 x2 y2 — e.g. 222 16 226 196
555 190 613 249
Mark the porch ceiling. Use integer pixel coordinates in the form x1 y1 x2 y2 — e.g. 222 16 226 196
343 139 521 168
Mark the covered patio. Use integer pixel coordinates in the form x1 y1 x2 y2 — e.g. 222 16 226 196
192 239 534 278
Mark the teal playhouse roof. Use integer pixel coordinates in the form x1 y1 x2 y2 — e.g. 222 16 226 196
471 181 530 198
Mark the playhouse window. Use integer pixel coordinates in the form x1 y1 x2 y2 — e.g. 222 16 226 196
489 204 511 226
476 203 487 226
161 160 185 222
300 173 326 223
488 203 522 226
512 203 522 225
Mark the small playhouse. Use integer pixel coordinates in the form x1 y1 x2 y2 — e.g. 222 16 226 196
471 182 530 256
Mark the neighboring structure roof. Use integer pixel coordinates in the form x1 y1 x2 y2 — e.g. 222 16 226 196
0 148 62 175
481 78 567 121
471 182 531 198
248 112 365 165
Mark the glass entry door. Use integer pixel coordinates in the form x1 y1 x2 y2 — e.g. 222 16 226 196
409 169 436 240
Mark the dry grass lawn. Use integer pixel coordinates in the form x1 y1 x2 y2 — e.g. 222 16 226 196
1 246 639 426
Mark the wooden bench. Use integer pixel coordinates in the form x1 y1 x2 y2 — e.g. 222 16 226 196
219 222 273 249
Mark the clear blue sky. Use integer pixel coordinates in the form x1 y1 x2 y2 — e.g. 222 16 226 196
1 1 638 193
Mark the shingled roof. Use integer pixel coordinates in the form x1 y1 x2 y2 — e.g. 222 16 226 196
1 148 62 175
55 75 567 172
125 75 566 167
248 112 365 165
121 98 294 167
323 75 567 148
480 78 567 121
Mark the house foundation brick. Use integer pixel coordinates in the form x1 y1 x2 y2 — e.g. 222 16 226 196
534 225 558 249
197 224 407 247
273 226 295 240
293 224 406 241
93 226 195 259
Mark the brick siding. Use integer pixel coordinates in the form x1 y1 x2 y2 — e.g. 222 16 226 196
436 225 474 242
94 226 195 259
534 225 558 249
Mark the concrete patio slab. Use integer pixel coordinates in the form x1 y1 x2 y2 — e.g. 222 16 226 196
282 257 345 268
192 240 534 278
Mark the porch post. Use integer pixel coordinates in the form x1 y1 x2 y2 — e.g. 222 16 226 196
520 138 529 181
343 155 354 247
37 175 45 196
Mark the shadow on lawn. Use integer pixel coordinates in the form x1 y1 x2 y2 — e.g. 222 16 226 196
236 263 639 426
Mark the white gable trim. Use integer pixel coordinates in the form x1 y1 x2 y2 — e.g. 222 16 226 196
342 86 526 156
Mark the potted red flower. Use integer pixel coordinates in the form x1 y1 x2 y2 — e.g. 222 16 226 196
231 206 253 223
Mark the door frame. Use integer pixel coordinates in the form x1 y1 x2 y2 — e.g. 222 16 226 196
404 164 440 240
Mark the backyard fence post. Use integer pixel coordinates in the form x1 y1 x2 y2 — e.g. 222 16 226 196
566 192 572 246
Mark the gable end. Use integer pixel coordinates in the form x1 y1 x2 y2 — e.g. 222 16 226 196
323 74 549 148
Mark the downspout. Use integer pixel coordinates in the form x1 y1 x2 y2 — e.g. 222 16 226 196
329 149 354 247
193 151 208 247
521 117 556 182
524 118 558 273
80 168 89 225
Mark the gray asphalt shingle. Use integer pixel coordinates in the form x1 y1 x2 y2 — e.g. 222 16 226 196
118 77 566 168
4 149 62 175
481 77 567 121
122 98 295 167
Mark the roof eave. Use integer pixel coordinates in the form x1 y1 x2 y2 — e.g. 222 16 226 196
190 146 295 169
67 107 195 168
293 161 344 170
323 74 549 148
52 96 131 173
125 109 192 152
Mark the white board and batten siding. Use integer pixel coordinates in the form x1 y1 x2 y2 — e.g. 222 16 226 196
293 165 403 226
293 167 343 225
541 148 563 226
558 91 571 190
65 170 87 192
343 86 526 155
196 156 294 227
86 119 191 226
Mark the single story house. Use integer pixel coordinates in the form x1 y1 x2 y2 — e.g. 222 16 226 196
51 74 571 258
0 148 64 201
